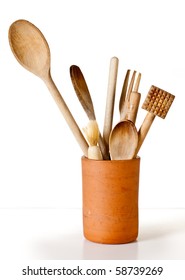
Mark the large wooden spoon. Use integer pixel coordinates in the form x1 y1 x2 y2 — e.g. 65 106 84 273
8 19 88 157
109 120 138 160
70 65 108 159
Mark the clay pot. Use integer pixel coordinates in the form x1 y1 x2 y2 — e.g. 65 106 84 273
81 157 140 244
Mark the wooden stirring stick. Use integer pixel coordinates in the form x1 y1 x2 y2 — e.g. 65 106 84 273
135 85 175 156
126 73 141 123
103 57 119 153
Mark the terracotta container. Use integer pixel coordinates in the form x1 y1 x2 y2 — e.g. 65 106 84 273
81 156 140 244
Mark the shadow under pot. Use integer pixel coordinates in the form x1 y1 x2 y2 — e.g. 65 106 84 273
81 156 140 244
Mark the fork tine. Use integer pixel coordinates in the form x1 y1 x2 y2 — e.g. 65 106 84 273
133 72 141 92
120 70 141 121
125 72 141 123
127 70 136 101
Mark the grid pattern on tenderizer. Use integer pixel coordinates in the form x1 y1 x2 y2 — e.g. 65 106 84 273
142 85 175 119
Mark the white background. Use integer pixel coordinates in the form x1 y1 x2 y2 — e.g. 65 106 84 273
0 0 184 210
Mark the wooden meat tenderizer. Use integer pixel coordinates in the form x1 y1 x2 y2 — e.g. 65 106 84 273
83 120 103 160
135 85 175 155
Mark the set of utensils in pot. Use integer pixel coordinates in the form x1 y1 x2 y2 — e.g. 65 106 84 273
71 58 175 161
8 20 175 161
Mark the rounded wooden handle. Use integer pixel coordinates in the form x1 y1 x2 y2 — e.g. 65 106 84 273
103 57 119 150
88 146 103 160
126 91 141 123
135 112 155 156
44 73 89 157
98 134 110 160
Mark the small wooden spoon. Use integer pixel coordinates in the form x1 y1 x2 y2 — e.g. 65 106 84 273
109 120 138 160
8 19 88 157
70 65 108 159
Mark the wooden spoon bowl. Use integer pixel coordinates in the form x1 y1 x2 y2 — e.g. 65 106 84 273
9 20 50 79
109 120 138 160
8 19 88 156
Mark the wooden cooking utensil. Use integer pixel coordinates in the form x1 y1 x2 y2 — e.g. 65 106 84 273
120 70 136 120
120 71 141 123
109 120 138 160
70 65 108 159
70 65 95 120
125 73 141 123
109 70 141 160
83 120 103 160
8 19 88 157
119 69 130 117
135 85 175 156
103 57 119 152
126 91 141 123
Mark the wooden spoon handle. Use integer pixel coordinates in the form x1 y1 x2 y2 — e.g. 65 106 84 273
44 73 89 157
98 134 109 160
127 72 141 123
135 112 155 156
103 57 119 150
125 91 141 123
88 146 103 160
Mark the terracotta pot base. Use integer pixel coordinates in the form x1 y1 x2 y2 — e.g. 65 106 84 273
81 157 140 244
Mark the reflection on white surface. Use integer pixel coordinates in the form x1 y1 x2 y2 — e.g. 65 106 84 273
33 234 139 260
82 239 139 260
0 208 185 260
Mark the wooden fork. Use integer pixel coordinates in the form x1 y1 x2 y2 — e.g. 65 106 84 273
119 70 141 123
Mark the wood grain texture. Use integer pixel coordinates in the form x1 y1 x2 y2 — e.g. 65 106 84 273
109 120 138 160
142 85 175 119
83 120 103 160
120 71 141 122
125 72 141 123
125 91 141 123
119 69 130 116
70 65 109 159
70 65 95 120
9 19 88 157
136 85 175 156
103 57 119 151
